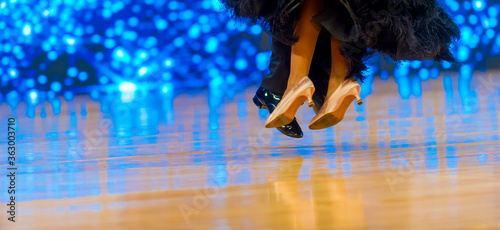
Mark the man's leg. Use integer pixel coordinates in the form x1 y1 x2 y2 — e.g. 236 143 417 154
309 29 332 112
260 38 292 96
254 38 303 138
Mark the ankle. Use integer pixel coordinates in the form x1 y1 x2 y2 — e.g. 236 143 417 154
326 76 344 98
286 76 307 91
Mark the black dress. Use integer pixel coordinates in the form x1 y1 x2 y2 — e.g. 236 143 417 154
221 0 461 82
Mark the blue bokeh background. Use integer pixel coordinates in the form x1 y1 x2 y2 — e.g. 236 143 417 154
0 0 499 103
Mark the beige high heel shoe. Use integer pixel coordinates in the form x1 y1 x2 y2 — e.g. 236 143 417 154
265 76 315 128
308 79 363 130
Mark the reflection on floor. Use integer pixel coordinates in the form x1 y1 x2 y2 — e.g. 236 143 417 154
0 72 499 229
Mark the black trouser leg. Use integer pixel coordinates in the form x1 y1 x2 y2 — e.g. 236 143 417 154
260 29 331 99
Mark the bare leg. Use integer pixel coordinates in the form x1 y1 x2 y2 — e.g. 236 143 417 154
265 0 327 128
308 36 362 130
284 0 324 96
326 36 350 99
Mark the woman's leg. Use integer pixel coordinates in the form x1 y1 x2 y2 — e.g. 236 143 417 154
284 0 324 96
326 36 350 98
265 0 327 128
308 35 362 130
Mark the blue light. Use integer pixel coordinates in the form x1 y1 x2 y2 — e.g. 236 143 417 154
38 75 47 84
64 91 74 100
3 43 11 53
430 68 440 79
74 27 84 36
457 46 470 61
449 1 460 11
132 4 141 13
205 37 219 53
67 67 78 77
99 76 109 84
410 61 422 69
192 54 202 63
111 2 124 12
180 10 194 20
8 68 18 79
463 1 471 10
486 29 495 39
210 76 224 89
249 25 262 35
116 49 124 58
460 64 473 78
212 0 224 11
1 57 9 65
102 9 112 18
235 58 248 70
472 0 485 11
23 24 31 35
162 72 172 80
128 17 139 27
475 52 483 61
188 24 201 38
51 81 62 92
66 67 78 77
488 6 499 17
105 28 114 37
42 42 51 52
226 74 236 84
155 18 168 30
26 78 35 88
119 82 137 93
120 31 134 40
0 0 496 102
168 12 178 21
456 15 465 24
64 78 73 86
90 90 99 99
85 25 95 34
138 50 148 59
468 14 478 25
395 65 409 77
114 47 130 62
104 39 116 48
78 72 88 81
145 37 158 48
161 83 174 94
138 67 148 76
95 52 104 61
256 52 270 71
66 37 76 46
419 68 429 81
397 76 411 99
199 15 209 24
490 18 498 28
91 34 101 43
173 37 184 47
168 1 179 10
165 58 174 68
29 90 38 104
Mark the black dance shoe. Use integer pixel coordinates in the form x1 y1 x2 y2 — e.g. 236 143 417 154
253 87 303 138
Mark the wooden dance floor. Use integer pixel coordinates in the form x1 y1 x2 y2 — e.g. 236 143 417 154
1 73 499 229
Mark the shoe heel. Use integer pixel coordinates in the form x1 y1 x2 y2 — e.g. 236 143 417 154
306 88 315 108
356 97 363 106
352 87 363 106
253 96 266 109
